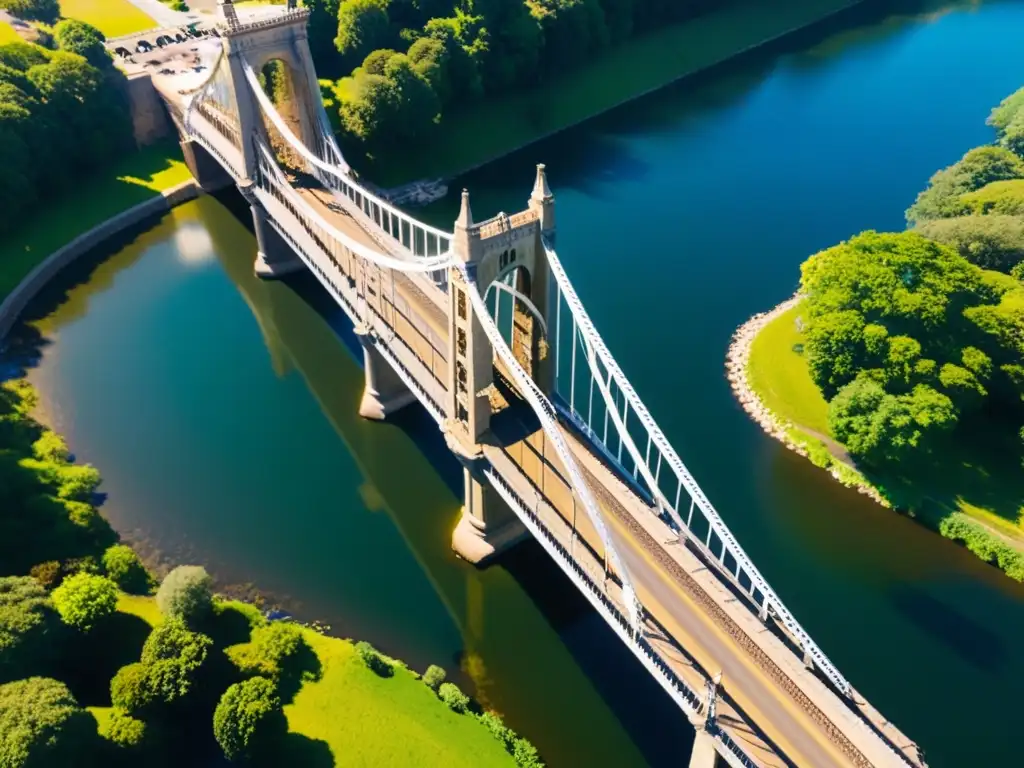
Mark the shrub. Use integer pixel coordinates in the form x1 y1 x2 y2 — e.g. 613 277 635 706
230 621 305 679
100 708 147 749
513 737 544 768
110 663 154 713
939 514 1024 582
916 214 1024 272
437 681 469 713
28 561 61 589
0 577 58 679
478 711 513 748
51 572 117 631
213 677 281 761
354 640 391 676
140 618 211 704
61 556 100 577
31 430 69 463
422 664 446 691
102 545 151 593
54 463 101 501
0 677 93 767
156 566 212 624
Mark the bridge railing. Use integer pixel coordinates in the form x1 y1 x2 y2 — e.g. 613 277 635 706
544 243 854 698
242 63 452 291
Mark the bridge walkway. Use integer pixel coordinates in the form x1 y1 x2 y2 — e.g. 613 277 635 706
258 173 901 767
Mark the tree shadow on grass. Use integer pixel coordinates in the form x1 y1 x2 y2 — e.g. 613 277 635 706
257 730 334 768
201 603 258 649
277 638 323 705
60 611 153 706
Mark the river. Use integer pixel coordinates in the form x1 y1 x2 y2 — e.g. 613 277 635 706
9 0 1024 765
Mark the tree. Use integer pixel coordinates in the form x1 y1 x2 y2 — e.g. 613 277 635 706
0 41 50 71
336 71 400 146
156 565 212 624
99 708 147 750
0 678 94 768
422 664 445 690
335 0 394 71
989 87 1024 136
471 0 542 91
0 0 60 24
101 545 151 593
301 0 343 72
423 15 484 101
530 0 609 71
213 677 282 761
408 37 451 105
906 146 1024 224
916 214 1024 272
138 618 211 704
0 577 58 681
51 572 117 632
53 20 108 69
383 53 439 140
437 681 469 712
110 662 154 713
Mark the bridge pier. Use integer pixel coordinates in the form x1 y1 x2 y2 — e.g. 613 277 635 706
179 138 232 192
688 730 719 768
251 203 304 279
451 461 528 565
354 324 416 420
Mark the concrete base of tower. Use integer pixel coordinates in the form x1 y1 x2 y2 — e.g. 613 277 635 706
688 727 718 768
358 387 417 421
451 506 529 565
253 250 304 279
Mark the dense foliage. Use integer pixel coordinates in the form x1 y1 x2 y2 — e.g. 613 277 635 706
50 572 117 631
212 677 282 761
0 677 93 767
100 544 151 593
438 681 469 712
307 0 729 157
0 577 57 682
155 565 212 625
800 230 1024 464
0 24 132 235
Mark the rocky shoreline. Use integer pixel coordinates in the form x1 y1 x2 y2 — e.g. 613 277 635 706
724 294 888 507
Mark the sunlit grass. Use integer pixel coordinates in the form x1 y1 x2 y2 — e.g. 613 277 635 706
0 144 191 301
59 0 156 37
0 21 20 43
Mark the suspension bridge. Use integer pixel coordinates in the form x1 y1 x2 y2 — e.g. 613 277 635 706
133 3 927 765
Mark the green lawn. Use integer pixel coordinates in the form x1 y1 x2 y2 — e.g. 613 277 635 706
371 0 856 184
82 596 514 766
747 302 830 435
747 303 1024 546
285 632 513 767
0 21 20 43
59 0 156 37
0 143 190 300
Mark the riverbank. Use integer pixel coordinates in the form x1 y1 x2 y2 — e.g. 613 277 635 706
728 297 1024 582
0 143 191 303
371 0 864 186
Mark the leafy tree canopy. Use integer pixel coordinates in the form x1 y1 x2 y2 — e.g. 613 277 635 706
905 146 1024 225
50 572 117 632
213 677 282 761
0 577 57 680
0 677 93 768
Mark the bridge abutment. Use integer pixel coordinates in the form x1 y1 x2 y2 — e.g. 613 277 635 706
251 202 304 278
354 324 416 420
180 138 233 192
451 461 528 565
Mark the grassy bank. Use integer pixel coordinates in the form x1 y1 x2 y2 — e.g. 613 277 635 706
0 143 190 300
84 595 516 766
372 0 858 185
745 301 1024 580
59 0 157 37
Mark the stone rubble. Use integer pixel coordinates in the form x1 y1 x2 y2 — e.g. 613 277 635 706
724 294 888 507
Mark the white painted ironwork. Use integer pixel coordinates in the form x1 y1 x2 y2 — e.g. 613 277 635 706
544 243 852 696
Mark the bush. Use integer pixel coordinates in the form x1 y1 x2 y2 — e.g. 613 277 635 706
28 561 61 589
513 737 544 768
0 677 93 767
213 677 282 761
0 577 58 679
0 0 60 24
230 621 306 679
437 681 469 713
110 663 154 713
31 430 69 463
51 572 117 632
102 545 151 594
140 618 211 704
354 640 391 676
478 711 512 748
156 566 212 624
939 514 1024 582
100 708 147 749
422 664 446 691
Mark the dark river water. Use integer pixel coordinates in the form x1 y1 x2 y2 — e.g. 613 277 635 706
10 1 1024 765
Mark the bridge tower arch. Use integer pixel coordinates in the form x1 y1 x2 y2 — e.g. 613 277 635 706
445 166 558 564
